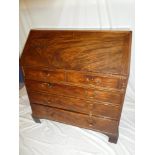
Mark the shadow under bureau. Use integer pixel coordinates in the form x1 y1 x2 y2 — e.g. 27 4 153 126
20 30 132 143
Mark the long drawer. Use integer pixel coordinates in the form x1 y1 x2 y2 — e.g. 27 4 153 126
29 92 121 120
31 103 119 134
23 68 126 90
25 79 123 105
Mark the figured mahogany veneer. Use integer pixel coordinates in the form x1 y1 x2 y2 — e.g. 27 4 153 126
31 103 119 134
29 92 121 120
20 30 132 144
25 79 124 105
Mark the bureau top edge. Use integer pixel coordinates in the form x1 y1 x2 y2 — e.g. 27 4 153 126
30 29 132 33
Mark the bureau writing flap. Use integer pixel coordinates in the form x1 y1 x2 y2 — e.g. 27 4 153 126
21 30 132 75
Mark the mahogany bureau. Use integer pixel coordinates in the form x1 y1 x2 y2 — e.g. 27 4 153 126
20 30 132 144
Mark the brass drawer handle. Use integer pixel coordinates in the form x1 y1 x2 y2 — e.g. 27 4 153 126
122 83 126 88
89 103 93 110
47 100 51 104
47 73 50 77
86 77 90 82
47 83 52 88
86 76 94 82
88 118 94 127
88 112 94 126
89 123 93 127
94 78 101 84
47 98 54 103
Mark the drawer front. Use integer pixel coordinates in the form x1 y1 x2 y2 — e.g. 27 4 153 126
24 68 65 83
95 90 123 104
26 79 123 105
67 72 122 89
29 92 121 120
86 89 123 105
29 92 90 115
31 103 119 134
93 104 121 120
26 79 86 99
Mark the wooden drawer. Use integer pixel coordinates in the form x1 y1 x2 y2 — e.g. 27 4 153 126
86 89 123 105
24 68 65 83
95 90 123 104
31 103 119 134
67 72 124 89
26 79 123 105
26 79 86 99
29 92 121 120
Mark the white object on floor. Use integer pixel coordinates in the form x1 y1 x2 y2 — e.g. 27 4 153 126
19 86 134 155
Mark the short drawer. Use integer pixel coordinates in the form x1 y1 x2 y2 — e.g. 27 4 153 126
26 79 123 105
31 103 119 134
24 68 65 83
67 72 124 89
25 79 86 99
94 90 123 105
29 92 121 120
86 89 123 105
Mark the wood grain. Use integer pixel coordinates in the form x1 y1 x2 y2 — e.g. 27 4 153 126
21 30 132 143
29 92 121 120
31 103 119 134
24 68 65 83
23 67 127 91
25 79 123 105
66 71 123 89
21 30 132 76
